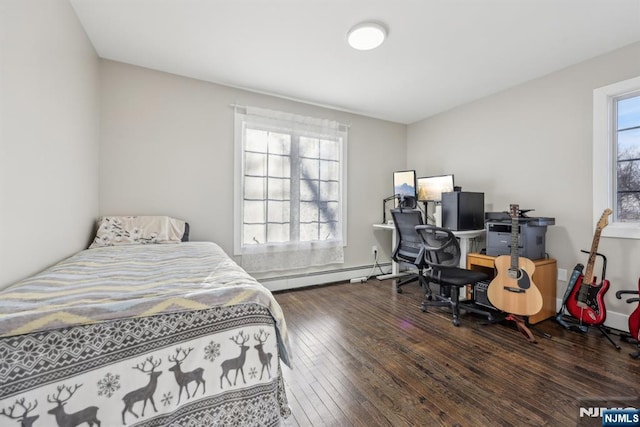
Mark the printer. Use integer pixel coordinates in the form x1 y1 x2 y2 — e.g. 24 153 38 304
485 210 555 260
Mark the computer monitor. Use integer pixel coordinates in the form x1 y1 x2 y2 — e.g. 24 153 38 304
417 174 455 202
393 170 417 202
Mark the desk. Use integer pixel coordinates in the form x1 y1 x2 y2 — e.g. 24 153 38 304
373 224 485 277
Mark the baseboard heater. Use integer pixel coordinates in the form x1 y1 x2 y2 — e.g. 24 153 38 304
259 263 391 292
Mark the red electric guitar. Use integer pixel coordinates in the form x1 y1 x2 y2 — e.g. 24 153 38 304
566 209 612 325
625 280 640 343
616 279 640 358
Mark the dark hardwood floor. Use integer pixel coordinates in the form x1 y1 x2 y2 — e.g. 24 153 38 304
274 279 640 426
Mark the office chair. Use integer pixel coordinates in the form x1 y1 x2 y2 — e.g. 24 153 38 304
390 208 429 293
416 224 494 326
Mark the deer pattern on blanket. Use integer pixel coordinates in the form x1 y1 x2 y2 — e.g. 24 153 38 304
0 305 290 427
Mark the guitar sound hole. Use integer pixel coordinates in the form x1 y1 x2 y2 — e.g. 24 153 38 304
508 267 531 290
507 268 522 280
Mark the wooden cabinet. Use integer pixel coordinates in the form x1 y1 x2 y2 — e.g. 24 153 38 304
466 253 557 324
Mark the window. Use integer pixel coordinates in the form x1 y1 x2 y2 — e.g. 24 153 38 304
593 75 640 238
614 94 640 220
234 106 347 272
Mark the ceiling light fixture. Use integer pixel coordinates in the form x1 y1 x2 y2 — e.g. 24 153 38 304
347 22 387 51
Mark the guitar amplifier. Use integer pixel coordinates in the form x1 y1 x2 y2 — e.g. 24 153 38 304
473 280 496 309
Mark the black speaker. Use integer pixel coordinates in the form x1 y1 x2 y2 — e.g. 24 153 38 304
442 191 484 231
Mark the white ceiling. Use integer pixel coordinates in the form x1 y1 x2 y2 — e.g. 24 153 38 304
69 0 640 124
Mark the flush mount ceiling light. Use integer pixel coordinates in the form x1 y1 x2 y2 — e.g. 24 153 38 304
347 22 387 51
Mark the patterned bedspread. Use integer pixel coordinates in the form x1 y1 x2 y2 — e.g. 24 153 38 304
0 242 292 426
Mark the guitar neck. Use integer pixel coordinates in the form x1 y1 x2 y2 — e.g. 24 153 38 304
510 204 519 268
583 228 602 285
575 209 611 298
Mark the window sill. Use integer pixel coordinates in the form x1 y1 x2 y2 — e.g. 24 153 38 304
601 222 640 239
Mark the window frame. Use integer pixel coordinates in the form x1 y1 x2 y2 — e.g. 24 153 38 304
233 108 348 255
593 75 640 239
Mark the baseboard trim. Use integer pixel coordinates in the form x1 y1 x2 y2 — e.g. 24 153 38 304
260 263 392 292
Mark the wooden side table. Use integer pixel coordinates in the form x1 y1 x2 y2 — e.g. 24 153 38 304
466 253 557 324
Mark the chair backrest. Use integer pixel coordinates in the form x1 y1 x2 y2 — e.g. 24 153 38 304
415 225 461 269
390 208 424 265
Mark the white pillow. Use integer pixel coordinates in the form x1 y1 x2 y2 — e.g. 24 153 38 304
89 216 186 248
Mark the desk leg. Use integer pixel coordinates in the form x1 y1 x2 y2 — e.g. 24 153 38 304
376 225 410 280
391 226 399 275
457 236 470 300
458 237 470 268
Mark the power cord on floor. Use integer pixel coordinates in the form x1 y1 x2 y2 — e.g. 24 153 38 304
351 249 387 283
367 249 386 279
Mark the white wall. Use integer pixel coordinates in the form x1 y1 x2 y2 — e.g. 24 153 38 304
99 60 406 285
5 2 638 325
0 0 100 289
407 41 640 330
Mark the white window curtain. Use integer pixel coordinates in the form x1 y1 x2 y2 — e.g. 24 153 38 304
234 106 348 272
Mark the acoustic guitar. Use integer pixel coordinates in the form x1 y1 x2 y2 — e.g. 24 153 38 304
487 204 544 316
565 208 612 326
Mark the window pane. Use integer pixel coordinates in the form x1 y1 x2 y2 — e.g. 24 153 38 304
267 223 289 243
618 95 640 130
300 180 319 201
618 128 640 161
300 158 320 180
245 128 268 152
244 200 265 223
618 193 640 221
267 200 290 223
300 201 319 222
316 201 338 223
322 201 340 223
618 159 640 191
268 154 290 178
320 139 339 160
268 132 290 155
320 181 339 200
244 176 265 199
320 160 339 181
243 224 265 245
245 152 266 176
300 137 319 158
268 177 290 200
300 223 319 242
320 222 339 240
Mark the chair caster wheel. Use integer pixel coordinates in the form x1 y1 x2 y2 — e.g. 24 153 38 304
396 287 403 294
426 295 433 301
420 303 427 312
452 318 460 327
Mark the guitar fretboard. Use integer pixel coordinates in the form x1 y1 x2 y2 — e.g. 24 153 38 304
510 204 520 270
582 209 612 286
583 229 602 286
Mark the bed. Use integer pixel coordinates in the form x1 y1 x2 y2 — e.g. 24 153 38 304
0 216 292 426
